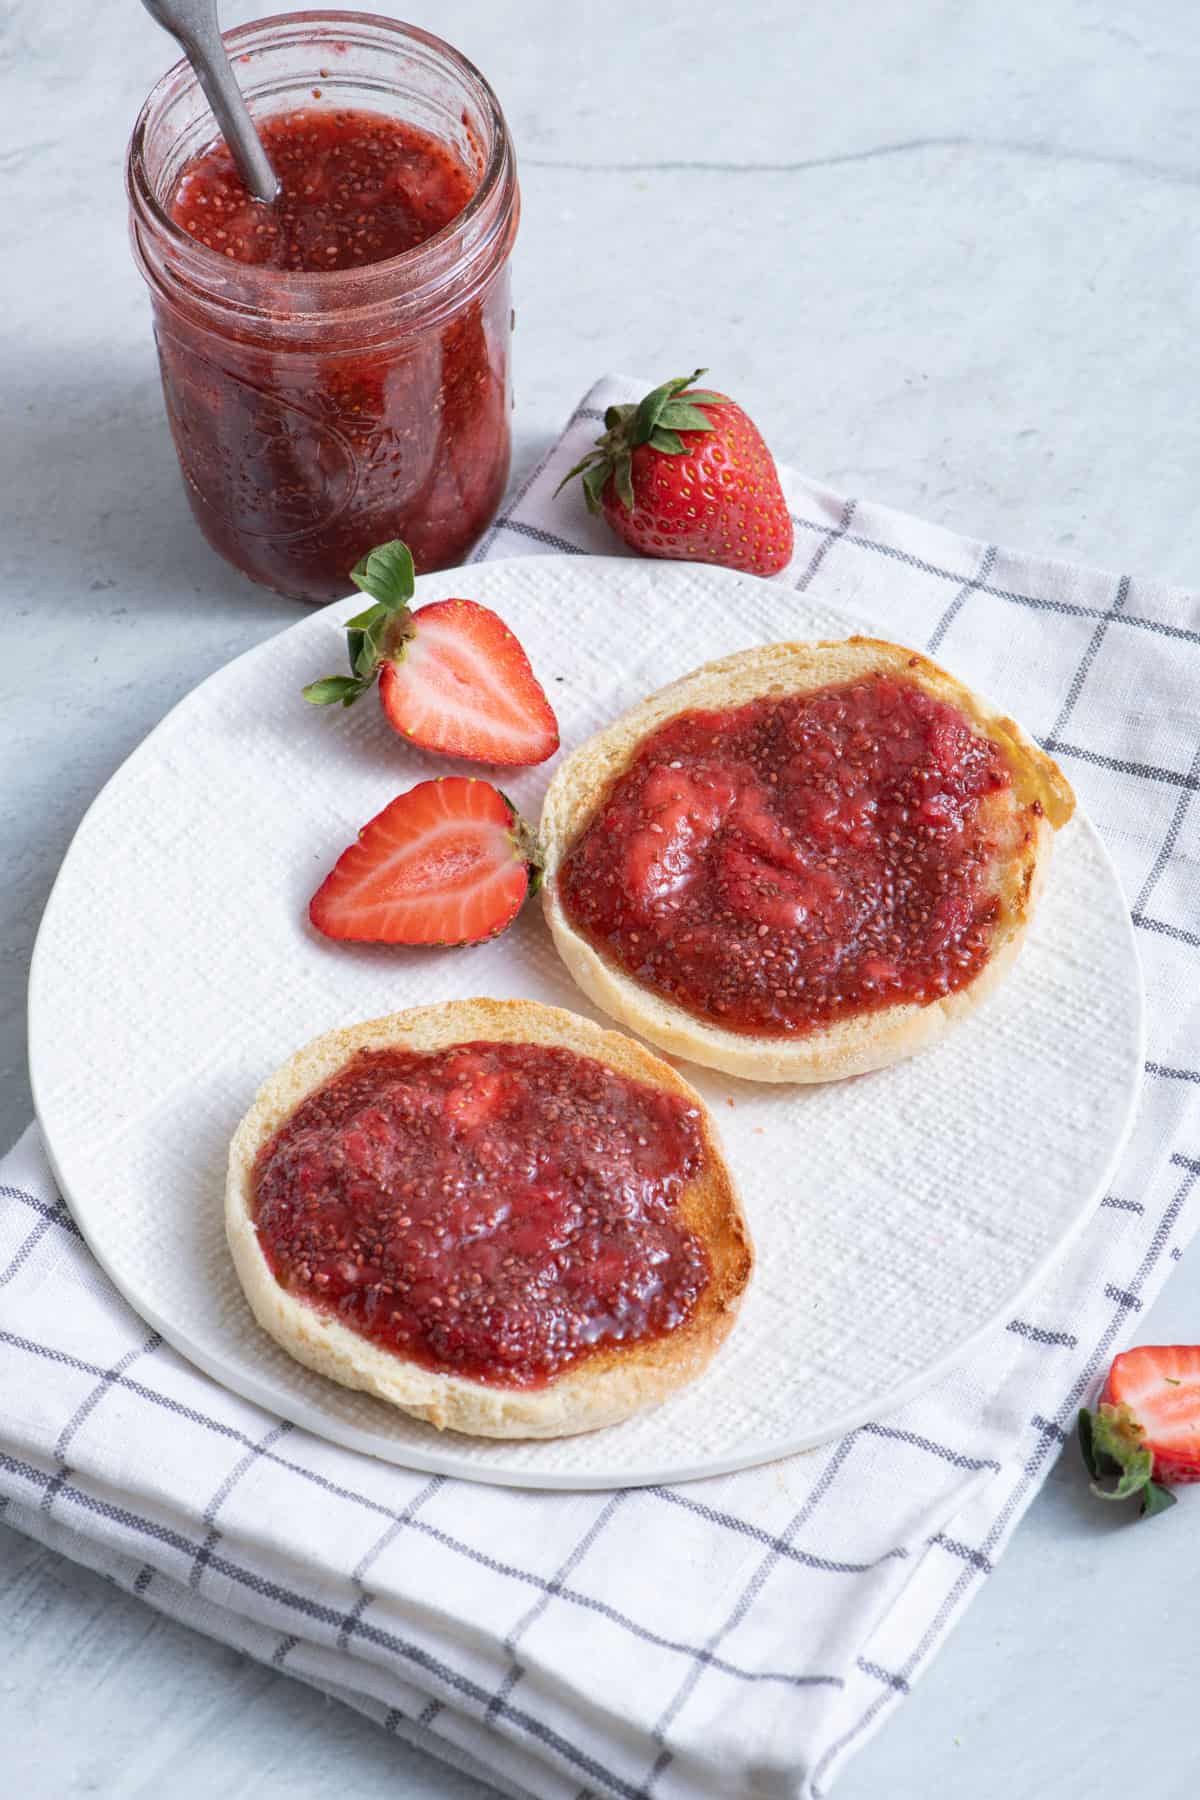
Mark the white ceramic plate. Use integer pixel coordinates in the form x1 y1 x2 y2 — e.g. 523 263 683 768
29 556 1143 1489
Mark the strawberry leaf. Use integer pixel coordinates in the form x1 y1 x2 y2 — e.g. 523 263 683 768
581 461 609 515
350 540 415 612
657 400 717 433
648 428 685 455
303 676 367 707
555 448 606 498
344 601 390 675
613 450 636 513
344 603 385 630
1140 1479 1178 1519
630 370 707 447
355 608 397 679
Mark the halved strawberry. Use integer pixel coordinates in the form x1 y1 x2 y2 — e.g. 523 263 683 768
309 777 542 946
377 599 559 765
1079 1344 1200 1521
304 540 559 767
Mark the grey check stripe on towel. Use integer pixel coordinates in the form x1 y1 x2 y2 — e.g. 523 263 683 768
3 375 1198 1800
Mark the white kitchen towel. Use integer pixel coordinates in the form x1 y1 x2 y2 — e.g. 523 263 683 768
2 375 1198 1800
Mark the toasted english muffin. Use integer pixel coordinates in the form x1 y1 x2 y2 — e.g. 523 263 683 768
540 638 1074 1083
226 998 751 1439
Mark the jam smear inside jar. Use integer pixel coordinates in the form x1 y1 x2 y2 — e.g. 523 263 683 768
252 1042 712 1388
559 674 1016 1036
128 16 518 601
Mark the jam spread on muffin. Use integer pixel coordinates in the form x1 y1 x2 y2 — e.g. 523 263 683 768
559 675 1013 1036
253 1041 710 1387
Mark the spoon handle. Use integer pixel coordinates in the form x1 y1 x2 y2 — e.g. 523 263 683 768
140 0 279 204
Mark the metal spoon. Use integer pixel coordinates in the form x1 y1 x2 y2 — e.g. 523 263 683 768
140 0 279 204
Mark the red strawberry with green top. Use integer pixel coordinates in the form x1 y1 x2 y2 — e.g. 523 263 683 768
557 370 794 577
310 777 541 946
1079 1343 1200 1520
304 540 559 767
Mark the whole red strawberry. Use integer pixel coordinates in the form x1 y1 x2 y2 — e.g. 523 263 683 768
557 370 793 577
1079 1344 1200 1520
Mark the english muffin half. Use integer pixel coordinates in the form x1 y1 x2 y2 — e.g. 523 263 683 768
540 638 1074 1082
227 999 751 1438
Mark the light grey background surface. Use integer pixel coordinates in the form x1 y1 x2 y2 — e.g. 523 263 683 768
2 1 1196 1793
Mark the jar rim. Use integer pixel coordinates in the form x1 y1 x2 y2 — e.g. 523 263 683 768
126 8 514 314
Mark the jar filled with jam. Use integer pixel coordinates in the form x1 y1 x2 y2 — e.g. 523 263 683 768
127 12 518 601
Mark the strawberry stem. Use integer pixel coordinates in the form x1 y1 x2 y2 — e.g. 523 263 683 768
304 539 417 707
350 540 415 611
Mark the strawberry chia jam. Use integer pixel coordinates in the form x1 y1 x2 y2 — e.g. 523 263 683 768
559 675 1014 1036
252 1042 710 1387
127 15 518 601
170 110 476 273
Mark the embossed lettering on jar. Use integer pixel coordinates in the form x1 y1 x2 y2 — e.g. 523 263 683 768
127 14 519 600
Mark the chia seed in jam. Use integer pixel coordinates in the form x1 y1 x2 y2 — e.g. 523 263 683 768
558 674 1014 1036
252 1041 710 1387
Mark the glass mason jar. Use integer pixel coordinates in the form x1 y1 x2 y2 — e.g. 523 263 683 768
127 12 518 601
